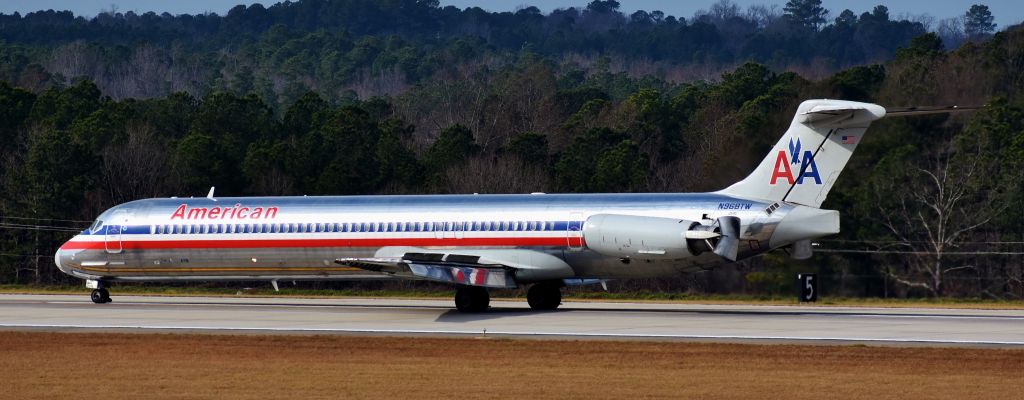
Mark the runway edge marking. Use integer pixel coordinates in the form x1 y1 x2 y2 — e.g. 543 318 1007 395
2 323 1023 346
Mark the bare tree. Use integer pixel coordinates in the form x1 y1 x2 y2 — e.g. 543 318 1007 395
746 4 780 29
874 135 1016 296
442 155 550 194
937 17 966 49
101 122 171 203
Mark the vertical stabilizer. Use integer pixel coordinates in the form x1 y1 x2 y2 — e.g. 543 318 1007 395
717 99 886 208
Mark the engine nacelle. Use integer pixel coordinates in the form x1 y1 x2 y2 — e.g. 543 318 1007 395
583 214 719 260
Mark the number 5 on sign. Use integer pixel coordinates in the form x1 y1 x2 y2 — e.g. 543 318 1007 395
797 273 817 302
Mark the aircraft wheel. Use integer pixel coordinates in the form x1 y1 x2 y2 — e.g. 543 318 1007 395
527 282 562 311
91 289 106 304
454 286 489 312
100 288 111 303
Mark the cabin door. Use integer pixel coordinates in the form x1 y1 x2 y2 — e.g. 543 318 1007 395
104 210 126 254
567 212 584 251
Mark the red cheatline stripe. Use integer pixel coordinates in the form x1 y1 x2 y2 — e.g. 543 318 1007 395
58 237 576 250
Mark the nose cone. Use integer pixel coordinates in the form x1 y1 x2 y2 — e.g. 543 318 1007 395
769 206 840 249
54 240 76 274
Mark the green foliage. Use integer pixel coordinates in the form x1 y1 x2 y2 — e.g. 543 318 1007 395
783 0 827 31
504 132 549 165
895 33 945 60
423 124 478 174
964 4 996 37
828 65 885 101
555 128 648 192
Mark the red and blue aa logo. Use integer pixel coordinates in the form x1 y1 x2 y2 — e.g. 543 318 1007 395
770 138 821 185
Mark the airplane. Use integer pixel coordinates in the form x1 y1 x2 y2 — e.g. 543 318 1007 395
53 99 971 312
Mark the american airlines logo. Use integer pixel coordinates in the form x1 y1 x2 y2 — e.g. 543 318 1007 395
770 138 821 185
170 204 279 220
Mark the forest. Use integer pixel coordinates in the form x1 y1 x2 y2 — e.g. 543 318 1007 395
0 0 1021 299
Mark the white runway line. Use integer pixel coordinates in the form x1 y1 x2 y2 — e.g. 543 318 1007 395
3 295 1023 347
3 323 1024 346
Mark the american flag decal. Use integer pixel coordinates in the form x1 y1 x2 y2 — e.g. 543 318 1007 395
841 135 857 144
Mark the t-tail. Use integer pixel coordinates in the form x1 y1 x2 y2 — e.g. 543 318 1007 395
718 99 886 208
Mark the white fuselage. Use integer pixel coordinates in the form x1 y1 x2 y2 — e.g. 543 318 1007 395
55 192 811 284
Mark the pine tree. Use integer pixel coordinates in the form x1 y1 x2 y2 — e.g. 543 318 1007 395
964 4 996 38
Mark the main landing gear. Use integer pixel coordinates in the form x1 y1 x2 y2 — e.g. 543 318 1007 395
453 282 564 312
454 286 490 312
527 281 562 311
90 288 111 304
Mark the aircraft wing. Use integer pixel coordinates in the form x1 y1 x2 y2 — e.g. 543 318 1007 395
337 254 517 288
336 247 575 289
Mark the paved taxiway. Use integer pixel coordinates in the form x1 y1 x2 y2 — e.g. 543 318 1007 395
1 294 1022 346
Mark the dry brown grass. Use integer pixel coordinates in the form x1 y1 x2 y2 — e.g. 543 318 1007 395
1 332 1022 399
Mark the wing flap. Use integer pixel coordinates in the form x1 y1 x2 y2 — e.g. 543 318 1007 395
336 253 516 288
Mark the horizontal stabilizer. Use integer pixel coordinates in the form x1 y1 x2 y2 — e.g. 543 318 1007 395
885 105 981 117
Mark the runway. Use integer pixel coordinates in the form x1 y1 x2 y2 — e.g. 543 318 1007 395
1 294 1022 346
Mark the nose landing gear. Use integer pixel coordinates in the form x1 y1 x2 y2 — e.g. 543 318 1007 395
87 280 111 304
90 288 111 304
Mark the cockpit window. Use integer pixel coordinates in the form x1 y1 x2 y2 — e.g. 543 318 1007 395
90 220 103 233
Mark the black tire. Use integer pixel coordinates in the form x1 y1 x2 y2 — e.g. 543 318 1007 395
527 282 562 311
454 286 489 312
99 288 111 303
90 289 105 304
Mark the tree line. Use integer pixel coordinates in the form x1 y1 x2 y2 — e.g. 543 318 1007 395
0 1 1007 110
0 1 1021 298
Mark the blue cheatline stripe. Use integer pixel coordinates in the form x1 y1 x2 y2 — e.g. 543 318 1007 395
85 221 582 236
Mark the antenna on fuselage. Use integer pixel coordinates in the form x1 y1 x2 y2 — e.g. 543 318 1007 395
207 186 217 201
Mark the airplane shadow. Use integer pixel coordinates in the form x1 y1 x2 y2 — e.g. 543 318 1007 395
434 307 562 323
